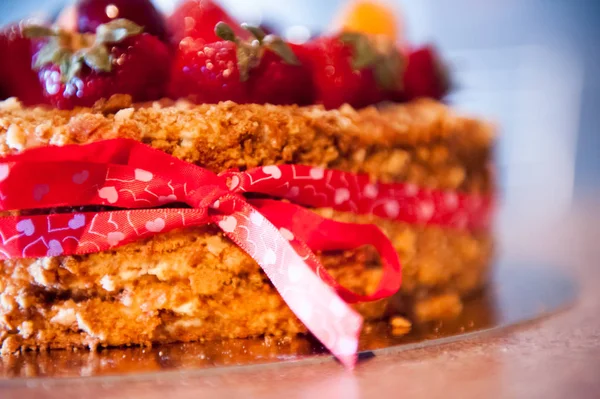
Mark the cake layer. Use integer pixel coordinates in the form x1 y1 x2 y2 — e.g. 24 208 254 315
0 98 494 354
0 212 491 354
0 97 494 192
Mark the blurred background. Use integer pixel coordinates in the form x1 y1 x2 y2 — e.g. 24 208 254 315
1 0 599 231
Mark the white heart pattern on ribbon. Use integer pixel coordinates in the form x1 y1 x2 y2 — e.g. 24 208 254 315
263 165 282 179
98 186 119 204
68 214 86 230
334 188 350 205
72 170 90 185
418 201 435 221
262 248 277 265
134 169 153 182
218 216 237 233
363 183 378 199
250 212 263 226
279 227 295 241
0 163 10 182
404 183 418 196
227 175 240 190
16 219 35 236
46 239 64 256
158 194 177 203
444 192 458 209
288 186 300 197
107 231 125 246
309 167 325 180
384 200 400 218
33 184 50 202
145 218 165 232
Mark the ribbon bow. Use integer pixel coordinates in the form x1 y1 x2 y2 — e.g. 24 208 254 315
0 139 491 368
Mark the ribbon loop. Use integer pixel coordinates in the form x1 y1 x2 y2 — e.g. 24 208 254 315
250 199 401 303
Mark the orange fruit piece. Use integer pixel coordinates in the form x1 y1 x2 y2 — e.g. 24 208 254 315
335 0 401 40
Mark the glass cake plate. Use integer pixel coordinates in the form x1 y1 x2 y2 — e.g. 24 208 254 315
0 259 576 381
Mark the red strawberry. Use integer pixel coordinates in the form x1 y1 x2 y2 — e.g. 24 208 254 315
28 19 170 109
77 0 168 41
301 34 402 109
0 24 47 105
168 22 312 106
168 40 247 104
167 0 249 47
402 45 450 100
247 46 312 105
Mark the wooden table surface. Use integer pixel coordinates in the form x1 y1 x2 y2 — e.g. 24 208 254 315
1 194 599 399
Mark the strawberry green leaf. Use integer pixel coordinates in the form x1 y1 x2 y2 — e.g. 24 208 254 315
215 22 237 42
264 35 300 65
95 18 143 44
242 23 266 43
58 54 71 77
340 32 404 90
33 39 68 69
83 45 112 73
375 47 403 91
374 61 399 91
22 25 57 38
339 32 378 70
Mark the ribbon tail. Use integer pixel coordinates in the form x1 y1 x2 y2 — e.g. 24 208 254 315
212 200 363 369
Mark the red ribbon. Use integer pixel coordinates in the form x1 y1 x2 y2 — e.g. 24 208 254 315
0 139 492 368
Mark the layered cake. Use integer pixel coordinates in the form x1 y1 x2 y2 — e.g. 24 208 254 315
0 0 494 356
